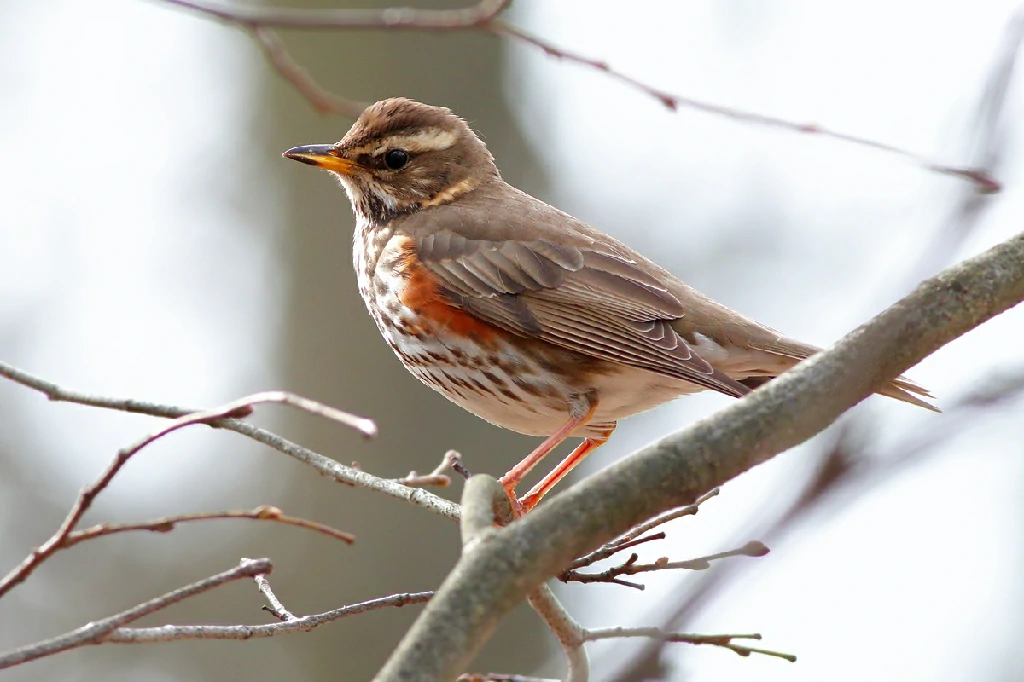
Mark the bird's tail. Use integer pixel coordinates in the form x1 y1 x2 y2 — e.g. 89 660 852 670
877 376 940 412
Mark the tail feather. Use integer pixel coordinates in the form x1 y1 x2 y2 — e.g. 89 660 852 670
745 337 940 412
877 376 940 412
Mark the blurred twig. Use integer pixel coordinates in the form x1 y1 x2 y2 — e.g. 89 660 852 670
901 7 1024 287
252 27 367 117
155 0 996 190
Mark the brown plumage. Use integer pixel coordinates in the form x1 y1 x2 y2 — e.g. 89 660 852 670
284 98 936 513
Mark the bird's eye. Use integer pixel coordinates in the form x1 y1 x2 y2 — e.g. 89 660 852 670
383 149 408 170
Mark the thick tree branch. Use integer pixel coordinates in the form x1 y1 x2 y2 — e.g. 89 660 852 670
373 231 1024 680
461 476 589 682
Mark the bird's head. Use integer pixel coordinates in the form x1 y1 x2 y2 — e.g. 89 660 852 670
284 98 499 224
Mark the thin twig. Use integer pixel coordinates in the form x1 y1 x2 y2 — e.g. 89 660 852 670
567 489 720 571
0 387 371 599
0 361 462 522
585 627 795 662
249 567 298 621
565 541 770 589
0 559 272 670
64 507 355 548
252 27 366 117
489 21 999 192
153 0 995 189
398 449 468 488
102 591 433 643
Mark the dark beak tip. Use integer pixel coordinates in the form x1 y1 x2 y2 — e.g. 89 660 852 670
283 143 340 167
283 152 319 167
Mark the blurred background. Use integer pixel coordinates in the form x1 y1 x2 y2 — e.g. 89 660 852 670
1 0 1022 680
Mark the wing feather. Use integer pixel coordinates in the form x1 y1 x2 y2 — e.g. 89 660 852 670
414 230 749 397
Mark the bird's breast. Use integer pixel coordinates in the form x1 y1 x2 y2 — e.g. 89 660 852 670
352 227 599 435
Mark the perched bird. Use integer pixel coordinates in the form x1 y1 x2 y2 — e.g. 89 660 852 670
284 98 935 512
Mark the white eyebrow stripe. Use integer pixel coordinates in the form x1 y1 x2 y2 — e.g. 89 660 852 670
349 128 459 156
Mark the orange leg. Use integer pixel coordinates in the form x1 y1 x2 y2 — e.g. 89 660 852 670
518 435 610 511
498 394 604 515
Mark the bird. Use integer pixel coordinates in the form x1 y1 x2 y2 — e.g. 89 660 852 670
284 97 936 514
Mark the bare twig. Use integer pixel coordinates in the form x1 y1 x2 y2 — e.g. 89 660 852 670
102 591 432 644
398 449 468 488
252 27 366 117
0 361 461 521
567 489 720 572
249 568 298 621
64 507 355 548
152 0 996 189
0 559 271 670
0 388 371 599
447 451 472 479
563 541 769 590
585 627 795 662
157 0 510 117
490 21 999 192
567 553 646 591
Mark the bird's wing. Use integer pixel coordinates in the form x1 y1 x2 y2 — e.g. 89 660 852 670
414 229 751 397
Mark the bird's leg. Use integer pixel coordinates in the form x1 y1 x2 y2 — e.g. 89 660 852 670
518 434 610 511
499 393 599 515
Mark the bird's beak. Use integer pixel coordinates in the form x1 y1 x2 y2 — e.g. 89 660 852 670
283 144 357 175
